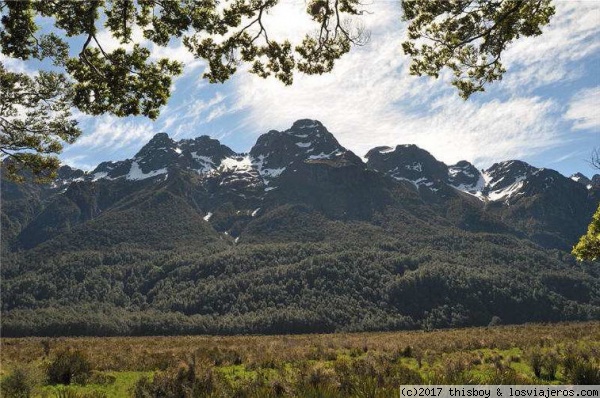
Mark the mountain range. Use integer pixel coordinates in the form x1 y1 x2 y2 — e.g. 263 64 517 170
2 119 599 336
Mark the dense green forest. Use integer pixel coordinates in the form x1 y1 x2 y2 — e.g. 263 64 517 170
3 205 599 336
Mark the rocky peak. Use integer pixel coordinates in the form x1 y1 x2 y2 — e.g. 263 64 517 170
447 161 484 194
134 133 177 158
571 173 600 191
45 165 87 190
480 160 531 201
287 119 328 136
180 136 234 160
90 133 241 181
481 161 586 203
56 165 85 182
484 160 534 190
365 145 448 191
179 135 236 173
132 132 180 174
90 160 131 181
571 172 591 186
249 119 346 183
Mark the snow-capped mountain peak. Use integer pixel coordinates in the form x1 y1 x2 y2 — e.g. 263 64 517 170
447 161 485 196
76 120 598 209
365 144 448 192
570 172 598 190
248 120 347 184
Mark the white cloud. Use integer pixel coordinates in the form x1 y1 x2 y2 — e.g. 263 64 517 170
258 0 331 42
394 96 561 167
565 86 600 131
226 1 565 168
92 26 146 53
54 0 599 173
501 1 600 92
150 42 203 70
154 91 238 138
60 154 96 171
0 53 38 76
185 92 227 119
67 115 158 153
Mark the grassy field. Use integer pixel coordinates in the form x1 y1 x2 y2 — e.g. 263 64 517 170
1 322 599 397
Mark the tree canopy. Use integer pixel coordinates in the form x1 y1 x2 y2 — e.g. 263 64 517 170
1 0 555 180
572 204 600 262
401 0 555 99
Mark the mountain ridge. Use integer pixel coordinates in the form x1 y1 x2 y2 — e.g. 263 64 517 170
46 119 600 199
4 119 599 252
2 119 599 336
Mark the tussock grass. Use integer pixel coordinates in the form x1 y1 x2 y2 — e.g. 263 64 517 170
1 322 598 397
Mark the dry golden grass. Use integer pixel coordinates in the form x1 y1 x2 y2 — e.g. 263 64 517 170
2 321 598 372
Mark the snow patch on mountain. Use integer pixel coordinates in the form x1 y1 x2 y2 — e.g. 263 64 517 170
92 172 108 182
488 176 526 202
127 161 167 181
405 163 423 172
261 167 286 178
391 173 439 191
451 177 486 198
308 150 343 160
377 147 395 154
221 155 253 171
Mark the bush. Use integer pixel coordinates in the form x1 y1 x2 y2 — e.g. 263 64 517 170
1 365 39 398
541 353 558 381
486 368 526 385
400 345 413 358
133 361 216 398
563 354 600 384
46 350 92 385
529 352 543 378
54 388 107 398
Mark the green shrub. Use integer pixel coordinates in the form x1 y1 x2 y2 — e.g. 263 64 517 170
133 361 216 398
46 350 92 385
541 353 558 381
486 368 526 385
529 352 543 378
270 379 290 397
0 365 39 398
393 364 424 385
435 355 473 384
54 388 81 398
563 355 600 384
400 346 413 358
54 388 107 398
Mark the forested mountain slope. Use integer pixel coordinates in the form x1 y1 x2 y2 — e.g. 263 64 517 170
2 120 599 336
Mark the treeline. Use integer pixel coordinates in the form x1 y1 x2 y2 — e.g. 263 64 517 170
2 226 599 336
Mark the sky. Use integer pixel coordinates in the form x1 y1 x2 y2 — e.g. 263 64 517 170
3 0 600 178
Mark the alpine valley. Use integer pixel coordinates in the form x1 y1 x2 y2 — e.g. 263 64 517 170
2 119 600 336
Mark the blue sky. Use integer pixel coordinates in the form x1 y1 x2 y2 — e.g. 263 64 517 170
3 1 599 178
